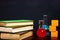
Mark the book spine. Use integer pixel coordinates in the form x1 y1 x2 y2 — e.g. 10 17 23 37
0 22 33 27
0 33 20 39
0 22 6 26
0 27 12 32
0 26 33 33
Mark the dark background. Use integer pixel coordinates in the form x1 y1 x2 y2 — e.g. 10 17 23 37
0 0 60 20
0 0 60 40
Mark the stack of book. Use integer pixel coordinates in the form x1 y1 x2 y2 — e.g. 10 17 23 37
0 20 33 40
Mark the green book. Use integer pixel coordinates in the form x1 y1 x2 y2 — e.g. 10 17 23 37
0 20 33 23
0 20 33 27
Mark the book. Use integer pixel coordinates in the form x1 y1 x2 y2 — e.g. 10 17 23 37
0 26 33 33
0 22 33 27
0 20 33 27
20 31 32 40
0 31 32 40
0 33 20 39
0 20 33 23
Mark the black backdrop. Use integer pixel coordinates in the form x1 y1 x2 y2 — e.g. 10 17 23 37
0 0 60 20
0 0 60 39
